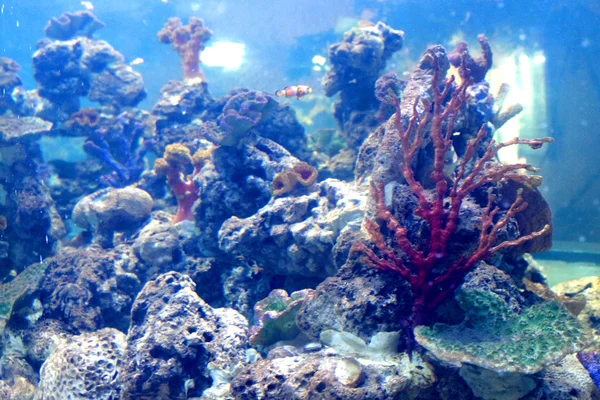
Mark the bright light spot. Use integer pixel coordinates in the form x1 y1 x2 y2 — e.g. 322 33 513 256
518 54 530 65
81 1 94 10
130 57 144 66
312 55 326 66
519 33 526 41
16 20 19 27
312 66 322 72
581 38 591 48
533 54 546 64
201 41 246 70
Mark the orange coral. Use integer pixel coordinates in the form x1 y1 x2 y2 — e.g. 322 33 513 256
154 144 202 223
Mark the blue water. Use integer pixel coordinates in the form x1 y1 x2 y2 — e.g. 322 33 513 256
1 1 600 398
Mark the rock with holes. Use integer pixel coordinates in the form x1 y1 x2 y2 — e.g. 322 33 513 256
34 328 126 400
231 330 436 399
119 271 249 400
219 179 367 278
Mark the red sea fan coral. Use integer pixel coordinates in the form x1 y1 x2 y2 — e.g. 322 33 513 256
355 49 552 337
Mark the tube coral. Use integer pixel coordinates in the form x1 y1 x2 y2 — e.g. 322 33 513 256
158 17 212 81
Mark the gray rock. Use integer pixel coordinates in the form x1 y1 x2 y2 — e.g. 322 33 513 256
219 179 366 278
119 272 249 399
73 186 153 247
459 364 536 400
39 246 141 332
526 354 600 400
231 330 436 399
132 212 180 272
296 261 412 342
0 116 53 144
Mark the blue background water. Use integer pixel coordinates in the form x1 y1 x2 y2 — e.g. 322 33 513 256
1 0 599 255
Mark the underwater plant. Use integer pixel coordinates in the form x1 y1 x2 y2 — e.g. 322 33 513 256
354 48 553 342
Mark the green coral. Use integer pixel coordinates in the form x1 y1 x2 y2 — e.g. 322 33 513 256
0 262 48 332
249 289 314 347
414 289 590 374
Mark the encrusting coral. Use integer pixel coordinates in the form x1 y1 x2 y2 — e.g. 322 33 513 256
44 10 105 40
249 289 315 347
158 17 213 81
217 89 279 146
415 289 589 374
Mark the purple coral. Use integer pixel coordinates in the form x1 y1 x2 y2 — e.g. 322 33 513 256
217 89 278 146
578 351 600 389
66 109 154 187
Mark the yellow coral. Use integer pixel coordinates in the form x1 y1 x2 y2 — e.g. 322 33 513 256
272 171 298 197
164 144 193 170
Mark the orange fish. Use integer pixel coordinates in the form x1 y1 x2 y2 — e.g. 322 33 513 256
275 85 313 99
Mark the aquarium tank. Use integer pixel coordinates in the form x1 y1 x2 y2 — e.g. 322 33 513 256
0 0 600 398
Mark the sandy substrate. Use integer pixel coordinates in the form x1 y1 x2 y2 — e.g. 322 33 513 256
534 258 600 287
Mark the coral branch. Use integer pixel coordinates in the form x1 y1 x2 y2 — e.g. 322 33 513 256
154 144 205 223
358 47 553 332
158 17 212 81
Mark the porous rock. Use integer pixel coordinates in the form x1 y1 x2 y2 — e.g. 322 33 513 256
119 271 249 399
219 179 366 278
35 328 126 400
196 136 297 253
132 213 180 273
72 186 153 247
0 116 53 143
23 319 73 370
296 261 412 342
553 276 600 330
232 330 436 399
39 246 141 332
528 354 600 399
459 364 536 400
